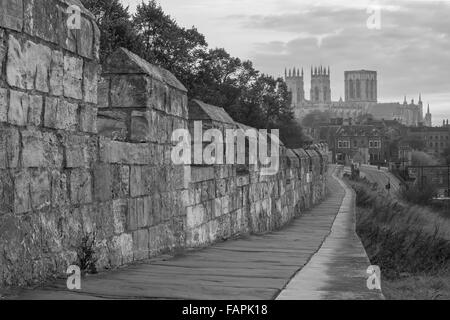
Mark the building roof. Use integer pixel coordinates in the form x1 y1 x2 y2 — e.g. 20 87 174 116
336 125 381 136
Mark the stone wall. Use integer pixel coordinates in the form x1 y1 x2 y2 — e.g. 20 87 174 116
0 0 328 287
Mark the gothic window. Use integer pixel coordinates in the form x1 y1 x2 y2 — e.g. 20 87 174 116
315 87 319 101
356 79 361 98
323 89 327 101
349 79 354 98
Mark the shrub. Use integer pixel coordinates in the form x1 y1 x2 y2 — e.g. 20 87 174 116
349 180 450 280
399 182 437 206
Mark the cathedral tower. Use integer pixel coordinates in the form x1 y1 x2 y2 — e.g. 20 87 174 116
425 104 432 127
310 66 331 103
285 67 305 107
345 70 377 102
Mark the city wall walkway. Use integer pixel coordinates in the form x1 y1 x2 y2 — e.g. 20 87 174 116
10 166 382 300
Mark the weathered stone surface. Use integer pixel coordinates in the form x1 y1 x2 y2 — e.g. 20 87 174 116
186 204 208 229
63 55 83 100
111 165 130 198
49 50 64 96
110 75 151 108
14 171 32 214
77 16 94 59
28 94 43 126
64 134 95 168
83 60 99 103
30 170 51 210
97 76 110 109
93 163 112 201
0 30 5 77
112 199 127 234
22 129 62 168
6 35 51 92
130 111 149 142
51 171 68 207
69 169 92 205
99 139 152 165
0 0 23 31
8 90 29 126
132 229 149 261
0 88 6 122
79 105 97 133
0 127 20 169
44 97 78 131
97 110 127 140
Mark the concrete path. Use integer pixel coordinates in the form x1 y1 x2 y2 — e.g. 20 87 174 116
277 169 383 300
9 165 381 300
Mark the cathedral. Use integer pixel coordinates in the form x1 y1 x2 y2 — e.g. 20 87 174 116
285 66 430 127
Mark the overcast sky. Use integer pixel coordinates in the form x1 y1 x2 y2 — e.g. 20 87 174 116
122 0 450 125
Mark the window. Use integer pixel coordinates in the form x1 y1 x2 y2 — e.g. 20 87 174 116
369 140 381 149
315 87 319 101
430 136 433 140
353 140 357 147
338 140 350 148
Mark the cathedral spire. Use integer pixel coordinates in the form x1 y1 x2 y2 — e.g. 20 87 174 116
284 68 287 78
403 96 407 104
419 93 422 104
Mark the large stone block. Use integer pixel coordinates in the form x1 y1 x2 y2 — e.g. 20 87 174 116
69 169 92 205
186 204 208 229
49 50 64 96
83 61 99 104
130 111 149 142
8 90 29 126
30 170 51 210
44 97 78 131
99 139 152 165
110 75 151 108
6 35 51 92
64 134 96 168
97 77 110 109
77 16 94 59
0 127 20 169
97 110 127 141
63 55 83 100
0 170 14 214
132 229 149 261
0 88 7 122
93 163 112 201
28 94 43 126
22 129 62 168
0 0 23 31
51 170 68 208
112 199 127 235
79 105 97 133
111 165 129 198
14 171 31 214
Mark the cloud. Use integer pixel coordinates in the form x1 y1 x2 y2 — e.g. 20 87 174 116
121 0 450 123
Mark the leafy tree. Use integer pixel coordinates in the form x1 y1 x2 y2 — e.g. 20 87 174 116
301 110 331 128
132 0 207 90
81 0 140 63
